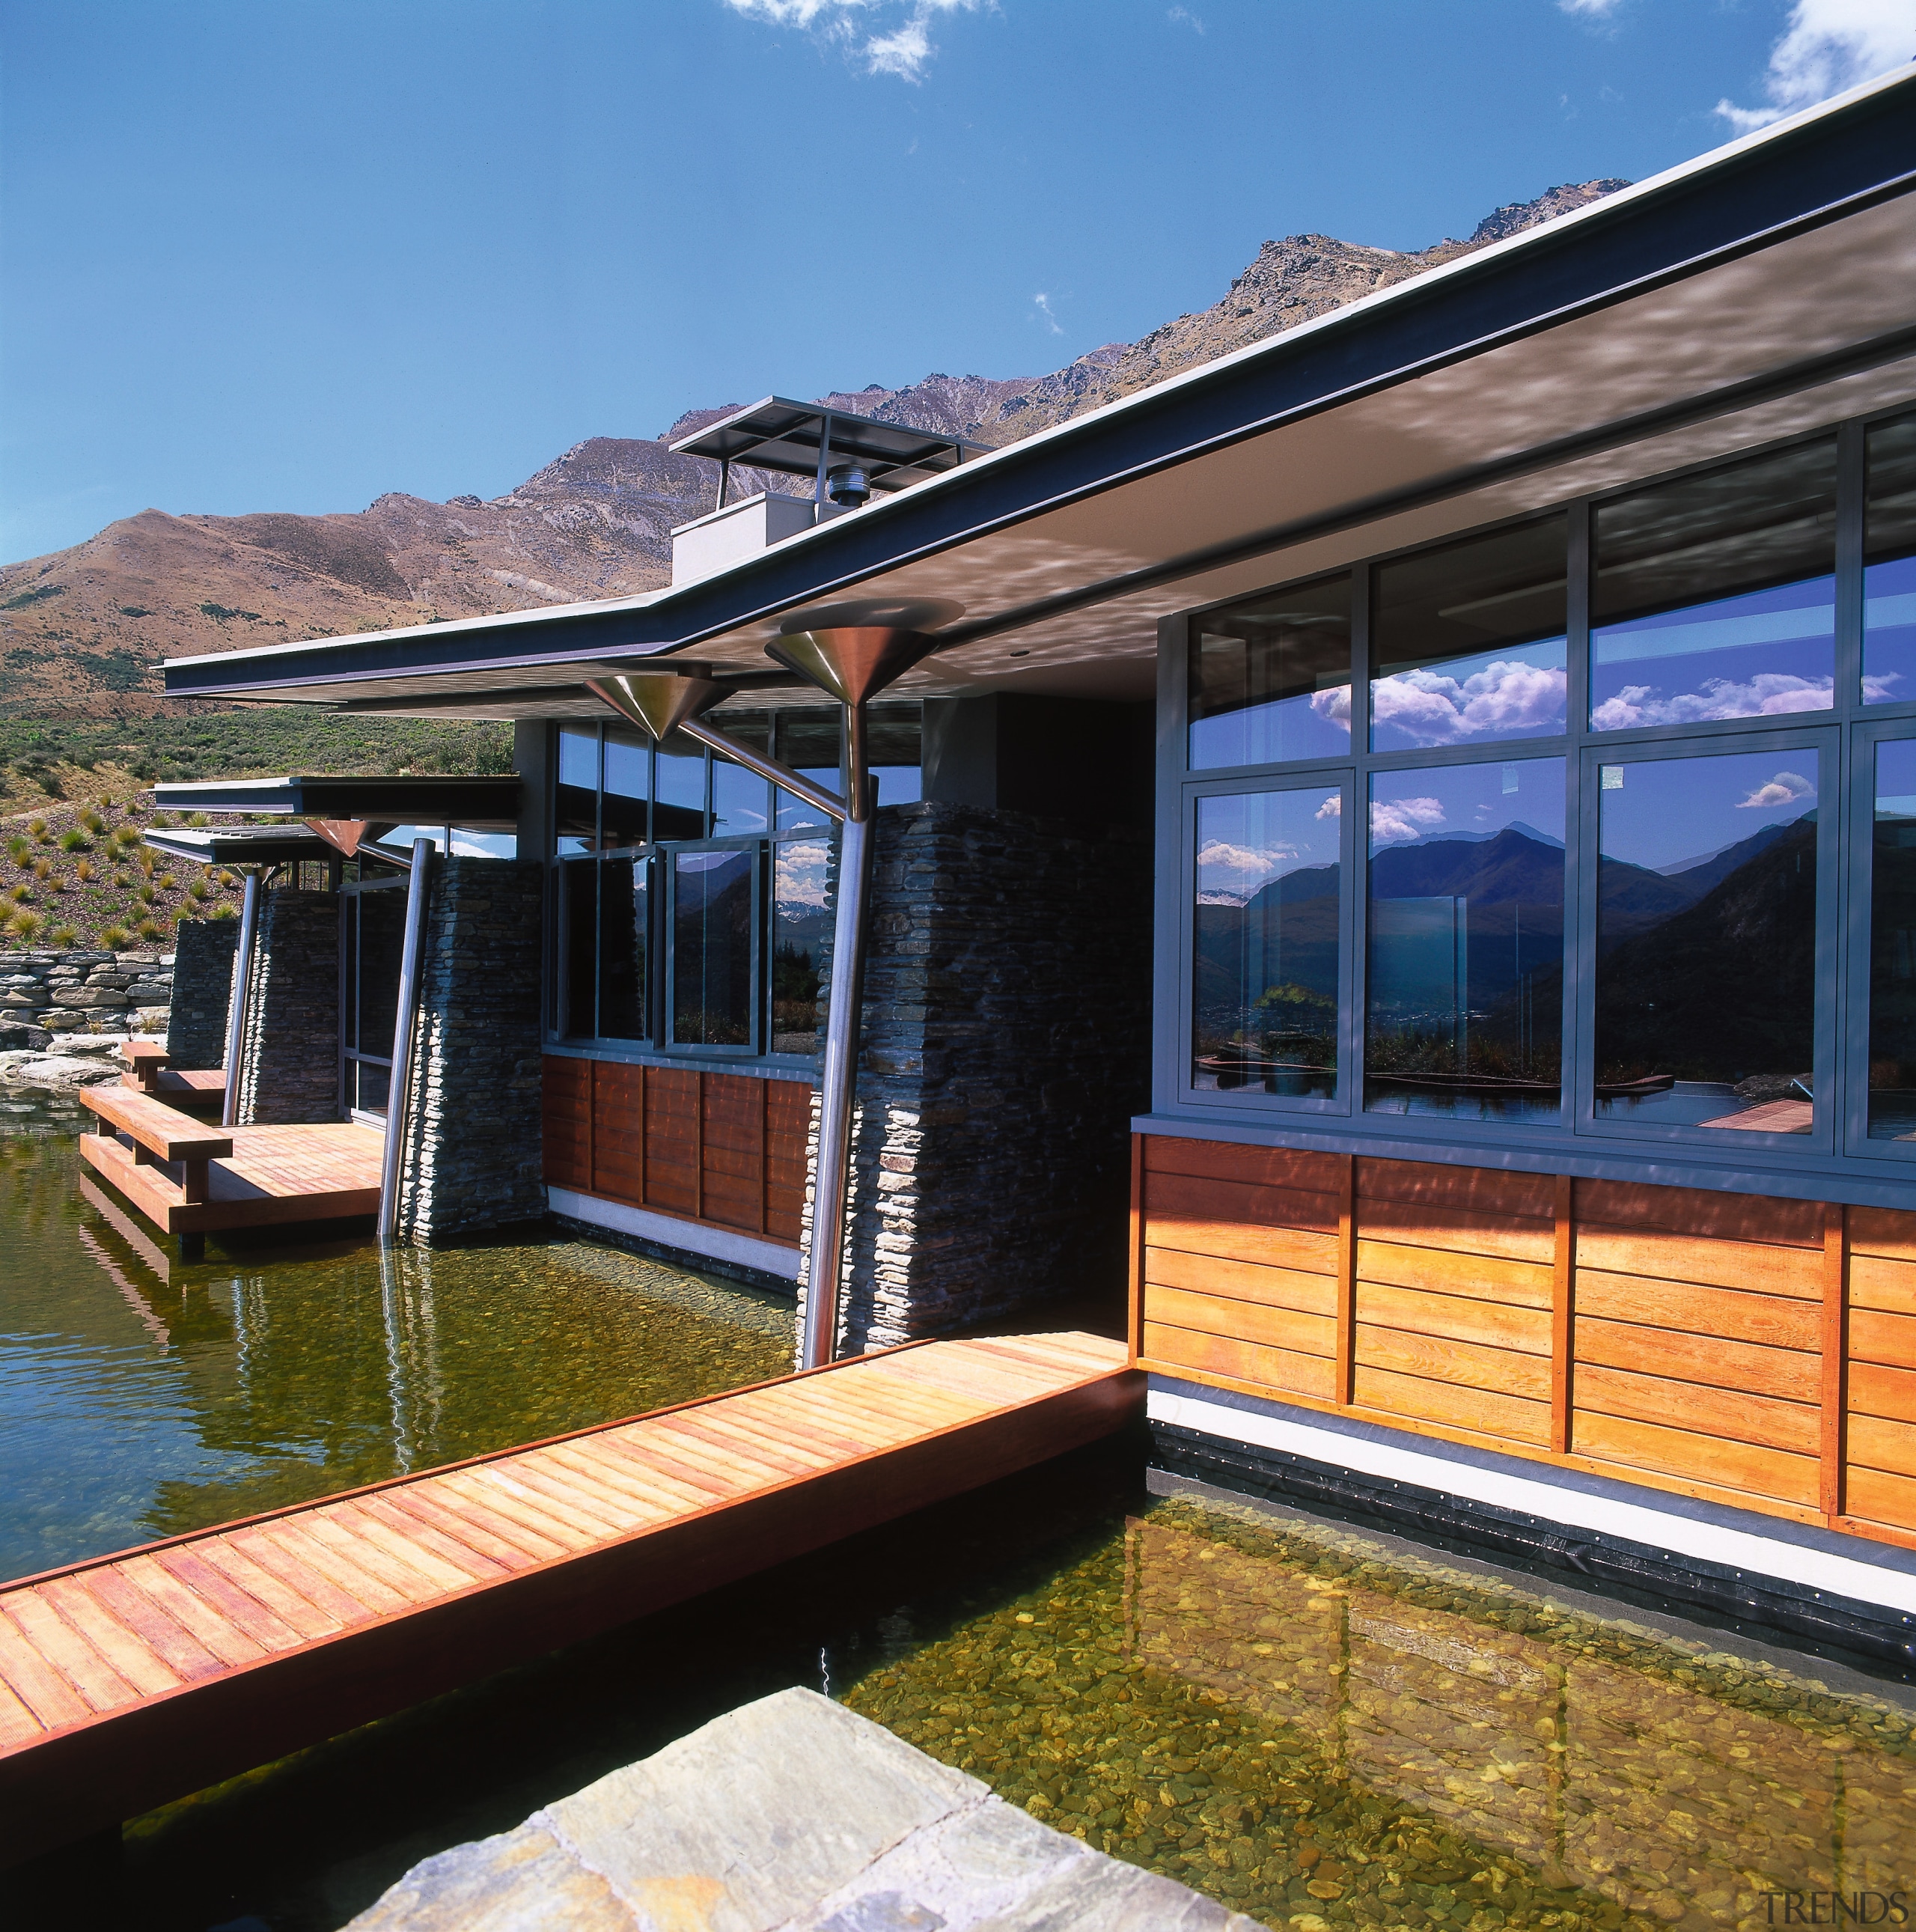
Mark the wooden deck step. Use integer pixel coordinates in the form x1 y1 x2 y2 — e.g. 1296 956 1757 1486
0 1332 1139 1865
78 1121 382 1236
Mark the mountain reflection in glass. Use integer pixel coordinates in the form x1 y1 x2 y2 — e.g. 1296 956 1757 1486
1592 439 1837 729
772 838 830 1055
1868 740 1916 1139
1192 788 1342 1096
1189 576 1351 768
1371 519 1567 752
1364 760 1564 1121
1595 749 1818 1129
672 849 754 1046
1865 412 1916 707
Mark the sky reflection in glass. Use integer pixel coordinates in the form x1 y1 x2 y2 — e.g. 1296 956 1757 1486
1868 737 1916 1140
1365 759 1564 1122
1190 576 1351 769
1864 412 1916 708
1594 748 1818 1129
1192 787 1342 1097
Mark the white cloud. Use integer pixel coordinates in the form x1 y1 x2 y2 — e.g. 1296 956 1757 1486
1168 4 1206 31
1034 293 1064 337
1738 770 1816 810
1198 838 1297 883
724 0 980 82
1367 659 1566 746
1589 671 1834 730
1559 0 1623 16
1715 0 1915 132
1369 796 1447 845
1316 793 1341 820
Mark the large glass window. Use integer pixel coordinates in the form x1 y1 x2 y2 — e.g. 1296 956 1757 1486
1192 786 1343 1097
1593 746 1819 1130
671 849 755 1047
1364 758 1564 1121
550 708 914 1058
1867 738 1916 1140
555 725 598 853
341 880 405 1118
597 856 649 1040
1864 412 1916 706
1190 576 1352 769
1591 439 1837 730
1372 520 1568 751
772 838 831 1054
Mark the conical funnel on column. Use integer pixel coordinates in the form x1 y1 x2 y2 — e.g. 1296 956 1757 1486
766 599 963 709
585 667 727 740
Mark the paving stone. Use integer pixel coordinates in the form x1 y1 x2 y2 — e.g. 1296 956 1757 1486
346 1689 1256 1932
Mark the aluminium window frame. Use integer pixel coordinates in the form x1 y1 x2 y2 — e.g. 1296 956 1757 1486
1159 400 1916 1180
663 835 766 1059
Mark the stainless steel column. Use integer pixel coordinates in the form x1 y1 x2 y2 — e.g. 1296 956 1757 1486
377 837 434 1248
800 701 872 1369
220 869 263 1129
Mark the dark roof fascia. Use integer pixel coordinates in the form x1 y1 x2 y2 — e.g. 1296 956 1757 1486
143 827 332 865
151 775 523 820
164 78 1916 703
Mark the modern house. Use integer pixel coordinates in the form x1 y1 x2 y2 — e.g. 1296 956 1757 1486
161 68 1916 1661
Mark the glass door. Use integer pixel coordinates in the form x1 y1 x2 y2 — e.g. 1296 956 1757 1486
341 877 406 1122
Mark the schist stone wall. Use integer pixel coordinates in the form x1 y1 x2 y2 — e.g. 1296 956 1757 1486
797 801 1153 1353
236 889 341 1126
168 919 240 1068
0 951 177 1049
394 858 546 1242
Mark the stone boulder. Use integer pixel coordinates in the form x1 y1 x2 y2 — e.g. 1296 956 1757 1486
345 1686 1254 1931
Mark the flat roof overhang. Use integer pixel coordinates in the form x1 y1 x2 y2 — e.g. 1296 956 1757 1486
142 826 335 867
162 69 1916 721
150 774 522 828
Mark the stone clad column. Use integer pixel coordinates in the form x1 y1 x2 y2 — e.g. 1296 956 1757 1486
236 889 342 1125
168 918 240 1069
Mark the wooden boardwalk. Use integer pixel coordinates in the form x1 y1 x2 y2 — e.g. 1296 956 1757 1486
0 1330 1138 1865
78 1115 382 1246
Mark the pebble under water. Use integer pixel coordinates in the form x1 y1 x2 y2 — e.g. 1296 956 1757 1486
844 1490 1916 1932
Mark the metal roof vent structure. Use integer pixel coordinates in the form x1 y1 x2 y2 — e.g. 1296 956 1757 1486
668 397 985 586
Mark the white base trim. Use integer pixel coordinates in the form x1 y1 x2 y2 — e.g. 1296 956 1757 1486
1150 1387 1916 1617
547 1187 801 1282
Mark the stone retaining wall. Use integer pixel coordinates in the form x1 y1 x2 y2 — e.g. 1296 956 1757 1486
0 949 176 1052
798 802 1153 1352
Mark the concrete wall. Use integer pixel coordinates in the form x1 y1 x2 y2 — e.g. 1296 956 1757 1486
237 889 341 1126
394 857 546 1242
168 919 239 1069
799 802 1153 1353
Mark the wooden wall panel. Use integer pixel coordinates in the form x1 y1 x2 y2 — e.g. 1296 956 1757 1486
1845 1208 1916 1534
540 1055 806 1251
1133 1133 1916 1543
1349 1158 1555 1451
540 1058 590 1192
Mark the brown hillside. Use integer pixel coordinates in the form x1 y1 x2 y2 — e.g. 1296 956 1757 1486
0 180 1626 718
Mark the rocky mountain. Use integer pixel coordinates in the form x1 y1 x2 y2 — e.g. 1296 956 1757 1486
0 180 1628 719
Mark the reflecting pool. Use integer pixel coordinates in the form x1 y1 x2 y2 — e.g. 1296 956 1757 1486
96 1460 1916 1932
0 1091 793 1582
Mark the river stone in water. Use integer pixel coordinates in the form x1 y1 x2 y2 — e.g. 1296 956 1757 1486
345 1686 1260 1931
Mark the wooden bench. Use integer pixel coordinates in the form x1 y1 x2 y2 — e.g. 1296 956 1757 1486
79 1087 233 1254
118 1040 226 1118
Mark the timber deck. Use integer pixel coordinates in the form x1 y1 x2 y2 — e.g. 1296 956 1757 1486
78 1119 382 1237
0 1330 1138 1865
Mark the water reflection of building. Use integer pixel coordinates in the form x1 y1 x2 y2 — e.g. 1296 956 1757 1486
1127 1512 1915 1925
156 75 1916 1660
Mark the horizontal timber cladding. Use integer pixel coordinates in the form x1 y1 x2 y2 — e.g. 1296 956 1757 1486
1131 1134 1916 1550
541 1057 809 1247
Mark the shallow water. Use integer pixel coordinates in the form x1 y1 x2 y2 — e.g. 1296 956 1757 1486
0 1091 793 1582
94 1467 1916 1932
846 1490 1916 1932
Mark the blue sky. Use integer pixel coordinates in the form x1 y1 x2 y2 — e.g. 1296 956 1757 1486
1 0 1909 566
